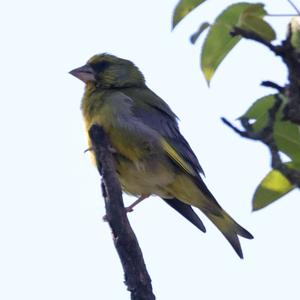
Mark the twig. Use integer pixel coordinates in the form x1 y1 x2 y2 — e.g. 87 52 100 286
221 117 257 139
222 96 300 188
230 26 280 54
261 81 285 93
232 23 300 125
88 125 156 300
288 0 300 15
268 14 299 17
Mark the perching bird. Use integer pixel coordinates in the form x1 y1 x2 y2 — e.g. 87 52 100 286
70 53 253 258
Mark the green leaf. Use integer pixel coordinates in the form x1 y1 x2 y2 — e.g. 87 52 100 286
238 4 276 41
242 94 300 161
239 15 276 41
172 0 207 29
242 94 276 132
239 3 266 17
190 22 210 44
201 2 271 84
274 120 300 162
253 162 299 211
201 23 241 84
201 3 251 84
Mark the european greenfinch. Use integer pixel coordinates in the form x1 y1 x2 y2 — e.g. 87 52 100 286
70 53 253 258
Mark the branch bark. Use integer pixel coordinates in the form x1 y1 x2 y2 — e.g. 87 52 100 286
222 95 300 188
230 26 280 54
231 25 300 125
88 124 156 300
224 23 300 189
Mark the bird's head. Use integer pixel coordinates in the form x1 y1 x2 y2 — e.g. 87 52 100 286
69 53 145 88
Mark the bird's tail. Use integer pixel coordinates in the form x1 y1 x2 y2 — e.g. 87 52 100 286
204 209 253 259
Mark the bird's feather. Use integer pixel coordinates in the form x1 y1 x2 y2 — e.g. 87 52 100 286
71 53 253 259
121 87 205 176
163 198 206 232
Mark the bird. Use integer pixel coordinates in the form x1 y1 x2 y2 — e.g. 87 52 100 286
69 53 253 258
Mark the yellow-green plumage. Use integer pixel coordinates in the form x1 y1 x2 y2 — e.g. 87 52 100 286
70 53 253 258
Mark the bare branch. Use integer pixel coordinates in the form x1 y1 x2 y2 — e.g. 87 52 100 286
222 96 300 188
268 14 299 17
231 21 300 125
261 81 285 93
88 125 156 300
230 26 280 54
288 0 300 15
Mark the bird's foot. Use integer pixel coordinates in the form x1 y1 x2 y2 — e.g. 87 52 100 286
102 194 150 221
125 194 150 213
124 205 135 213
102 206 133 222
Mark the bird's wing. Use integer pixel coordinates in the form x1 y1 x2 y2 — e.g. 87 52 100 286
163 198 206 232
105 90 207 233
122 87 204 176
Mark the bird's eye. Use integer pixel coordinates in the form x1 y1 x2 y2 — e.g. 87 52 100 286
92 61 110 73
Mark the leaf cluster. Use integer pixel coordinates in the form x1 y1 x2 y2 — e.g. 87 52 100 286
173 0 300 210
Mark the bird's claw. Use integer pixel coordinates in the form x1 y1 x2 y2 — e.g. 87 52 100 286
102 206 133 222
125 206 134 213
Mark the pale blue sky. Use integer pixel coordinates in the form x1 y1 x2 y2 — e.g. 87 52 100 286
1 0 299 299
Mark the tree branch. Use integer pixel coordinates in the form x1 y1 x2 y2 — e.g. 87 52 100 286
288 0 300 15
230 26 280 54
261 81 285 93
231 24 300 125
221 96 300 188
88 124 156 300
226 18 300 189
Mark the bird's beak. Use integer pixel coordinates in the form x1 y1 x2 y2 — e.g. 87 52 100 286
69 64 96 83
